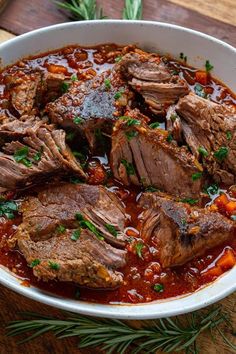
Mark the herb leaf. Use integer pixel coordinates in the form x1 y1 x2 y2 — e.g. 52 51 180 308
204 183 219 196
0 200 18 219
194 83 207 98
48 261 60 270
71 229 81 241
75 213 104 240
192 172 203 181
73 116 83 125
135 242 144 259
149 122 160 129
55 0 106 20
30 259 40 268
61 82 70 93
198 146 208 157
214 146 228 162
104 78 111 90
205 60 214 72
181 198 198 205
123 0 143 20
226 131 232 141
121 159 135 176
56 225 66 234
153 283 164 293
145 186 158 193
105 224 118 237
13 146 32 167
125 130 138 141
166 133 173 143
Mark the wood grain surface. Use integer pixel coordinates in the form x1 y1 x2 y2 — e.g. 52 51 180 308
0 1 235 353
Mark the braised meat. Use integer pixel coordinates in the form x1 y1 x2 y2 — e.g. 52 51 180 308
110 109 203 198
175 93 236 185
18 183 127 247
140 192 234 267
46 70 133 150
0 123 86 191
117 52 189 114
18 229 126 288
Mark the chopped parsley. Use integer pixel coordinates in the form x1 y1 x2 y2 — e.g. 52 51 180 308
70 176 83 184
75 213 104 240
135 243 144 259
33 146 43 162
0 200 18 219
114 90 124 100
198 146 208 157
153 283 164 293
166 133 173 143
56 224 66 233
204 183 219 196
145 186 158 193
121 159 135 176
149 122 160 129
214 146 228 162
125 130 138 141
194 84 207 98
181 218 187 226
170 113 177 122
105 223 118 237
104 78 111 90
71 229 81 241
191 172 203 181
181 198 198 205
226 131 232 141
66 131 76 142
13 146 32 167
205 60 214 73
30 259 40 268
115 55 122 63
48 261 60 270
61 82 70 93
73 116 83 125
120 116 141 127
71 74 78 81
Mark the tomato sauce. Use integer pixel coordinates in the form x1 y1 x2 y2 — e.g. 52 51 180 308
0 44 235 304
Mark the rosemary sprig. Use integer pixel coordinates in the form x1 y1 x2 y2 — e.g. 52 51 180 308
55 0 106 20
6 306 236 353
123 0 143 20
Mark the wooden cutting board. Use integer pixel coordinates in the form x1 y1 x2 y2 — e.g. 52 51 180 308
0 22 235 354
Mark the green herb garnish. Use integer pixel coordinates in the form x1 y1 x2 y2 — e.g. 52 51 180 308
71 74 78 81
0 200 18 219
56 225 66 234
105 224 118 237
70 177 83 184
71 229 81 241
145 186 158 192
55 0 106 20
13 146 32 167
205 60 214 72
33 147 43 162
194 84 207 98
73 116 83 125
66 131 76 142
61 82 70 93
30 259 40 268
123 0 143 20
166 133 173 143
135 242 144 259
125 130 138 141
121 159 135 176
120 116 141 127
192 172 203 181
115 55 122 63
104 78 111 90
149 122 160 129
48 261 60 270
198 146 208 157
181 198 198 205
75 213 104 240
204 183 219 196
226 131 232 141
214 146 228 162
153 283 164 293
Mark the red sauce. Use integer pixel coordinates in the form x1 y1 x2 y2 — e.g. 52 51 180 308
0 44 235 304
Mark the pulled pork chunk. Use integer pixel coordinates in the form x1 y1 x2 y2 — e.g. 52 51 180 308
17 183 127 247
46 69 133 150
0 121 86 191
117 51 189 114
18 229 126 288
140 192 234 267
110 109 203 198
175 93 236 185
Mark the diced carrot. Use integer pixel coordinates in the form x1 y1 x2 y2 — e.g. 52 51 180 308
214 193 229 207
47 64 68 75
203 266 223 278
195 70 208 85
225 201 236 214
126 228 139 237
217 249 236 270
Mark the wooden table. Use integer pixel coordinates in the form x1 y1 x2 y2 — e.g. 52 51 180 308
0 1 235 353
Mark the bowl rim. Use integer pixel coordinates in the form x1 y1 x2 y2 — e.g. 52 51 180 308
0 20 235 319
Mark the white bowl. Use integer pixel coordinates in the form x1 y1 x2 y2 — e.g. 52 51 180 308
0 20 235 319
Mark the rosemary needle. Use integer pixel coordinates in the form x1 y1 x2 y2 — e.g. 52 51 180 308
55 0 106 20
123 0 143 20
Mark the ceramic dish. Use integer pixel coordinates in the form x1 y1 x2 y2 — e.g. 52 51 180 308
0 20 235 319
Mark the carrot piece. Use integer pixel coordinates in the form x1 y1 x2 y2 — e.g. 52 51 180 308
126 228 139 237
217 249 236 270
225 201 236 214
47 64 68 75
203 266 223 278
195 70 208 85
214 193 229 207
